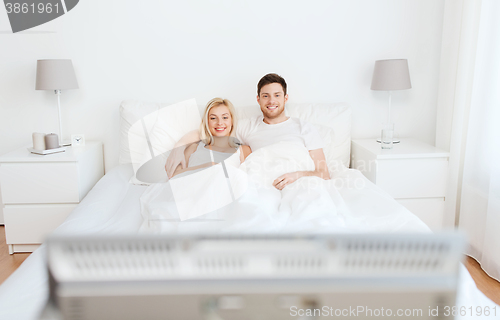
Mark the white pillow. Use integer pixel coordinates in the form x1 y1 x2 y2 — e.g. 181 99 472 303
287 103 351 169
119 99 201 184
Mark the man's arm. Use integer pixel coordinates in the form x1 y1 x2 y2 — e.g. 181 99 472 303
307 148 330 179
239 145 252 163
272 148 330 190
165 130 200 178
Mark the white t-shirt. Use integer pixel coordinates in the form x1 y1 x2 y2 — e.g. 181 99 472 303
236 116 324 151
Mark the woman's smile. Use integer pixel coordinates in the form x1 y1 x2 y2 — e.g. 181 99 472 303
209 105 232 136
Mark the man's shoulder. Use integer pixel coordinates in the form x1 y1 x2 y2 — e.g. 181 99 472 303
236 115 262 139
287 116 309 123
251 115 263 122
288 116 313 128
289 117 322 138
240 115 263 127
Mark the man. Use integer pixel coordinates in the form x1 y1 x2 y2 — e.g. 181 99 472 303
165 73 330 190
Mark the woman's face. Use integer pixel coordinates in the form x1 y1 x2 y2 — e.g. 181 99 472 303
208 105 232 137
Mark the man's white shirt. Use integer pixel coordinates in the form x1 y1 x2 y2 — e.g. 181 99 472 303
236 115 324 151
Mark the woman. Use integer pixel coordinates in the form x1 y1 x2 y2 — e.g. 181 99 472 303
171 97 251 177
141 98 281 230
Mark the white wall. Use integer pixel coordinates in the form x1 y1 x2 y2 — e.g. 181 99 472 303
0 0 445 171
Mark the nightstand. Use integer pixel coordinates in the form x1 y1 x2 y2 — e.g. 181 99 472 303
351 139 449 230
0 142 104 254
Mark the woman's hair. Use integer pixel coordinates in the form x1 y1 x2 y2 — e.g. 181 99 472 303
200 97 239 148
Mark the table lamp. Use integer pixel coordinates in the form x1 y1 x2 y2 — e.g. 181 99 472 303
36 59 79 146
371 59 411 148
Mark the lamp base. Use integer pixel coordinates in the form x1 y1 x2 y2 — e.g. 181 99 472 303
376 139 401 144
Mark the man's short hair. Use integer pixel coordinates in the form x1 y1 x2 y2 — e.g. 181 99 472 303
257 73 287 96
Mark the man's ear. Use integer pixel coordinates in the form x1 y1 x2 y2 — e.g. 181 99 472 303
284 94 289 103
256 95 260 103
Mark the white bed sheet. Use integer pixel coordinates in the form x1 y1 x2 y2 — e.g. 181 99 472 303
0 164 497 320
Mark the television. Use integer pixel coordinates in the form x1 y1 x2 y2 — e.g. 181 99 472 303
40 233 465 320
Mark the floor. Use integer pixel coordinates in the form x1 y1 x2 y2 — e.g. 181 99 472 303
464 256 500 305
0 226 30 284
0 226 499 305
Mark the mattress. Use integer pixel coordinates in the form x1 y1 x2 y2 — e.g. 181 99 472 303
0 165 497 320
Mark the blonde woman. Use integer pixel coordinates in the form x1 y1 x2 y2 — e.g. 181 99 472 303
171 98 252 177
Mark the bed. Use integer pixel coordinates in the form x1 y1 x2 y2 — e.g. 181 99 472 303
0 101 498 319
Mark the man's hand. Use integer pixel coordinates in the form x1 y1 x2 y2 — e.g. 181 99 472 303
273 172 302 190
272 149 330 190
165 146 187 178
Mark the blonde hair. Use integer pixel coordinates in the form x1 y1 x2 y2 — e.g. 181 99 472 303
200 98 239 148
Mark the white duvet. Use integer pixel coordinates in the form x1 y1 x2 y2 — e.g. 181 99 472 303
0 164 498 319
140 142 429 234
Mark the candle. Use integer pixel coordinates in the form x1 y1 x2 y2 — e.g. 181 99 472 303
32 132 46 150
45 133 59 149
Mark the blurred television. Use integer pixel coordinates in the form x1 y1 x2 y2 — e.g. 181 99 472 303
40 233 464 320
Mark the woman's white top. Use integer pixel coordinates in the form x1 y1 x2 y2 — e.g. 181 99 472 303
187 142 241 169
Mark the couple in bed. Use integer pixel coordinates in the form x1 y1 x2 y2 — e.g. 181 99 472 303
141 73 346 231
165 73 330 191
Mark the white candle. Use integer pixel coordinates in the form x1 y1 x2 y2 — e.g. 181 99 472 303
32 132 46 150
45 133 59 149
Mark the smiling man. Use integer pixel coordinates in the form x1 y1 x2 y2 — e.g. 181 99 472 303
165 73 330 189
237 73 330 190
259 79 287 123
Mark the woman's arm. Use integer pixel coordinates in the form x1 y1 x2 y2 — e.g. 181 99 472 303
172 161 217 177
239 145 252 163
171 143 198 177
165 130 201 178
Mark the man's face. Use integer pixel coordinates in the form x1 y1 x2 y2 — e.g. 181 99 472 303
257 83 288 121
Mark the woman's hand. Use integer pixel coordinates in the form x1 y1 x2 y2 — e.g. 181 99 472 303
165 146 187 178
170 161 218 178
272 172 302 190
165 130 201 178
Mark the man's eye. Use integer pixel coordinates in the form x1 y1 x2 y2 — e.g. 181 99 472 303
223 117 228 119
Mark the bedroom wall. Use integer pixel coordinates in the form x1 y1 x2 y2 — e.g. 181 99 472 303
0 0 445 172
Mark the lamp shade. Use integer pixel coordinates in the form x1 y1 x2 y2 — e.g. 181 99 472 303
35 59 79 90
371 59 411 91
